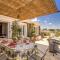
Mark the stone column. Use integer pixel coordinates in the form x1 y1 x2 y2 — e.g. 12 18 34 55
7 22 12 38
39 26 41 35
22 24 27 37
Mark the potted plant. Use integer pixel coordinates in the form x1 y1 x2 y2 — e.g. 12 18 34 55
17 28 21 40
12 21 21 42
30 28 36 43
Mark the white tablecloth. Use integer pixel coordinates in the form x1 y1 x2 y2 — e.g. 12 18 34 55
15 43 34 52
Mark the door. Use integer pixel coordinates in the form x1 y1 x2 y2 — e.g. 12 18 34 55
0 23 2 36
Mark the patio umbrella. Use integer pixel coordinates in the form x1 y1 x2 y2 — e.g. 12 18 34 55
0 0 57 20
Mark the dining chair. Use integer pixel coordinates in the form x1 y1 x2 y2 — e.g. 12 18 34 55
31 44 48 60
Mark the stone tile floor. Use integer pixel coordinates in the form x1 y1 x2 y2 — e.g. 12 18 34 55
45 51 60 60
36 38 60 60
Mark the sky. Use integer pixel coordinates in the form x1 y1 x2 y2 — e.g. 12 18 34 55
37 0 60 29
55 0 60 10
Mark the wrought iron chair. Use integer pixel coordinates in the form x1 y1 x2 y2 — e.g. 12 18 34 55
48 39 59 56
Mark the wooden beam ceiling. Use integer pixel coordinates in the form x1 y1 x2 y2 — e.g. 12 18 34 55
18 0 57 19
0 0 32 9
0 0 57 20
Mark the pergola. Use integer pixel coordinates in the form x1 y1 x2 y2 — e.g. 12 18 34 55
0 0 57 20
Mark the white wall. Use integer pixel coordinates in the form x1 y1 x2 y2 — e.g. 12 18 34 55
0 15 17 38
18 22 27 38
34 26 40 35
0 15 40 38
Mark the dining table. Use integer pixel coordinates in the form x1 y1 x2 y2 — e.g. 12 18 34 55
0 39 35 60
0 38 49 60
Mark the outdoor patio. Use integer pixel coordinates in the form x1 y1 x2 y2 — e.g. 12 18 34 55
35 37 60 60
0 37 60 60
0 0 60 60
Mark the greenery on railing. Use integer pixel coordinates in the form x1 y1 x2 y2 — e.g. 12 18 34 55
49 29 60 37
55 32 60 37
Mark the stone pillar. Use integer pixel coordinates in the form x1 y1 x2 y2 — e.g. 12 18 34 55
7 22 12 38
36 27 39 35
39 26 41 35
23 25 27 37
22 24 27 37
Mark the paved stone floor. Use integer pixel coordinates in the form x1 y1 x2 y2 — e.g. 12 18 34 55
36 38 60 60
45 51 60 60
